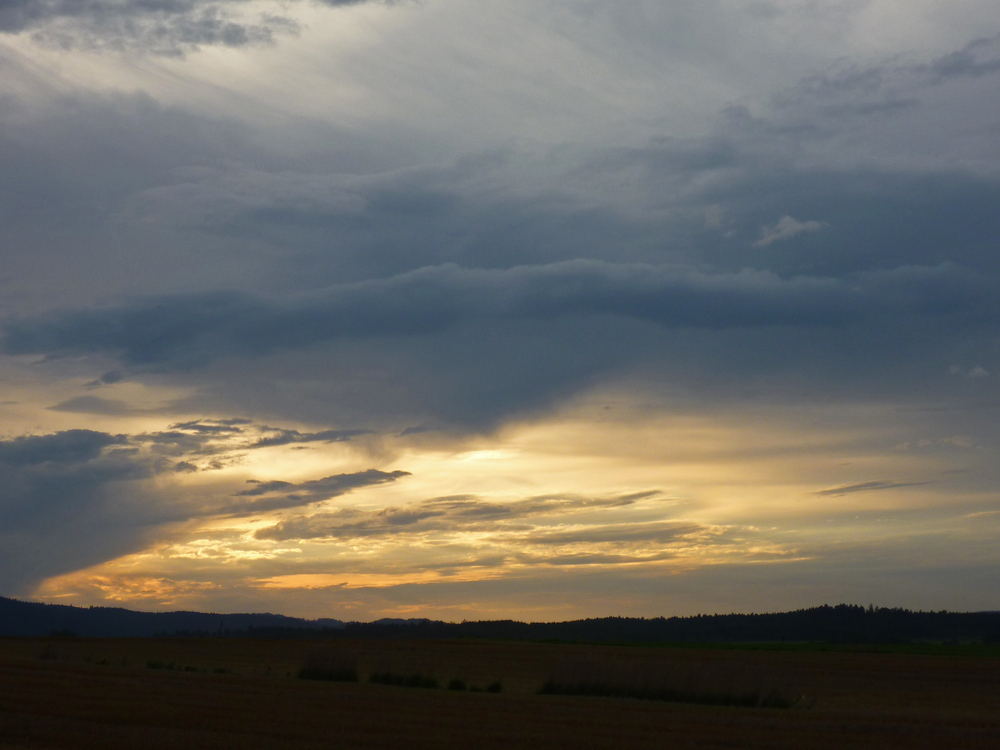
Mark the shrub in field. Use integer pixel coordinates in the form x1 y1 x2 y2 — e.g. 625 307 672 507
446 678 501 693
298 652 359 682
538 680 790 708
539 657 794 708
299 665 358 682
369 672 438 689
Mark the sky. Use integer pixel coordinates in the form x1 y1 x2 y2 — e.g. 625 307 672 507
0 0 998 621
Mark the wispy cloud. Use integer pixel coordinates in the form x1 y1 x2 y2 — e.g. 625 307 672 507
125 419 371 465
0 0 385 55
246 490 751 575
255 492 657 541
813 480 934 497
230 469 411 514
754 216 828 247
48 395 138 416
252 427 372 448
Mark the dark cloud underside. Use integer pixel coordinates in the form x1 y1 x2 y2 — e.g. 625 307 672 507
3 261 992 367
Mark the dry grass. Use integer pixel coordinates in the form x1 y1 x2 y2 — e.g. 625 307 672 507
1 637 999 748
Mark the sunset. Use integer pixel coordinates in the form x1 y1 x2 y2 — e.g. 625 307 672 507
1 0 998 624
2 3 1000 746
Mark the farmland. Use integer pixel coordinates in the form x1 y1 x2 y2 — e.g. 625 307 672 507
1 636 999 749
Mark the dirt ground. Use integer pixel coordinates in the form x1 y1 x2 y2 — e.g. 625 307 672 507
1 637 998 749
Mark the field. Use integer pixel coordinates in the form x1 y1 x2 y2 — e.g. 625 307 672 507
1 636 999 749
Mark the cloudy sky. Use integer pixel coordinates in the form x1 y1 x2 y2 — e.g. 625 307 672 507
1 0 998 621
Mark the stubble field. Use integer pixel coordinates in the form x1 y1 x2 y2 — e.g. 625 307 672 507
1 636 998 749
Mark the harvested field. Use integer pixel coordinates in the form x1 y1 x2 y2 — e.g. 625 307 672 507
1 637 999 749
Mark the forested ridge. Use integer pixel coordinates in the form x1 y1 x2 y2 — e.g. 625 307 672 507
3 597 999 643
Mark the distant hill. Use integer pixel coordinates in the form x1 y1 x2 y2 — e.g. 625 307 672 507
349 605 1000 645
0 596 344 637
2 597 999 643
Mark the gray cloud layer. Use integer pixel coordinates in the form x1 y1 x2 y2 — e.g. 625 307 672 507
3 260 993 369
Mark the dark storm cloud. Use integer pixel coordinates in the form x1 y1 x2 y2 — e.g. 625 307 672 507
0 429 127 465
0 0 383 54
0 32 996 435
3 31 998 315
3 260 992 370
0 429 161 592
0 88 279 315
136 74 1000 285
153 126 1000 282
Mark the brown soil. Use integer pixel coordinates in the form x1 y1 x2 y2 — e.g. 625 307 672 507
1 637 998 749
